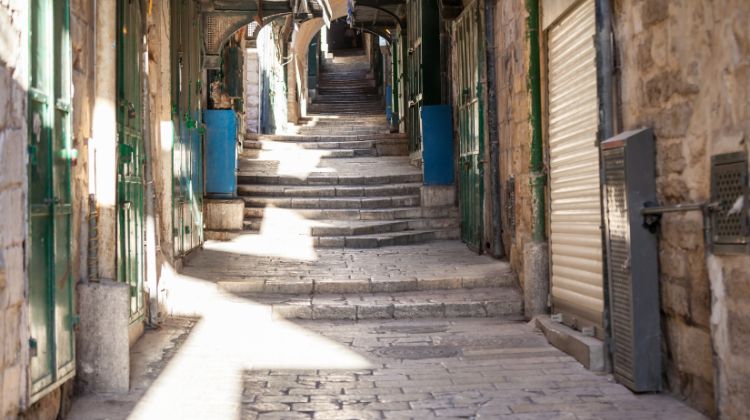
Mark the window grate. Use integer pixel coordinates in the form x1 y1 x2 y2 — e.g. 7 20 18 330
711 152 749 254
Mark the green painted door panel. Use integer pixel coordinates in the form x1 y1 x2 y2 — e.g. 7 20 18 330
52 0 76 377
405 0 441 153
455 0 484 250
171 0 204 257
28 0 76 401
117 0 145 319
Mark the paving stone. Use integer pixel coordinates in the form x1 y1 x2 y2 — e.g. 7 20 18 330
393 302 445 319
272 305 312 320
314 279 370 294
357 304 394 320
444 302 487 318
244 402 292 412
312 304 357 320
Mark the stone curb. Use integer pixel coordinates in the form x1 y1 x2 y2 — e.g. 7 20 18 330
217 271 516 295
269 299 523 321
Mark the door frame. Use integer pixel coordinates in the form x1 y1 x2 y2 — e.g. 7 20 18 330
453 0 486 251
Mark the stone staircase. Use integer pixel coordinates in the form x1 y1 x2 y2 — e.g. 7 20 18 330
308 49 382 116
235 48 460 249
194 48 522 322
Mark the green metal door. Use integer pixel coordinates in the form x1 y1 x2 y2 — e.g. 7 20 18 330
28 0 76 401
171 0 204 257
117 0 145 319
406 0 422 152
455 0 484 249
405 0 441 153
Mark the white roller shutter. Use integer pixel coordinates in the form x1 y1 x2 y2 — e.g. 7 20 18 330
547 0 604 338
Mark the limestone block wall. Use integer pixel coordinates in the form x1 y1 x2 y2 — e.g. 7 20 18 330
70 0 94 288
0 1 30 417
494 0 534 287
146 0 176 318
614 1 750 417
258 22 290 134
245 49 261 133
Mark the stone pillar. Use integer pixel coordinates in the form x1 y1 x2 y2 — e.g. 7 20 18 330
78 0 131 393
523 241 549 318
76 282 131 393
245 48 260 133
92 0 118 281
287 42 300 124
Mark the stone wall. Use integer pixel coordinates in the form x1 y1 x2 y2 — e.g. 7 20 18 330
494 0 533 287
245 49 261 133
146 0 175 318
0 1 30 416
614 0 750 417
258 22 290 133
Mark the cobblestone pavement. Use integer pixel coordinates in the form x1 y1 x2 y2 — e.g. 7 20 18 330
186 241 512 289
238 319 705 420
68 316 705 420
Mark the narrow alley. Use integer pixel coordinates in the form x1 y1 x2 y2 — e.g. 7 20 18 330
69 49 702 419
1 1 749 419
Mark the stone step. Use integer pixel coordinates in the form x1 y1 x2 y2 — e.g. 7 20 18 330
241 140 409 158
237 172 422 187
243 219 410 236
313 97 381 104
244 133 406 142
223 287 522 320
241 144 405 157
242 205 458 221
316 87 377 94
240 194 421 210
237 183 421 198
240 218 459 236
216 256 515 292
308 107 384 115
314 229 438 248
206 227 456 248
240 148 365 159
318 73 373 80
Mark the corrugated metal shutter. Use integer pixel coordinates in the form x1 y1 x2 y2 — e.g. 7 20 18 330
547 0 604 338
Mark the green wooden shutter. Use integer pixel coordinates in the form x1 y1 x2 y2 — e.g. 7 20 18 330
117 0 146 319
28 0 76 402
454 0 485 250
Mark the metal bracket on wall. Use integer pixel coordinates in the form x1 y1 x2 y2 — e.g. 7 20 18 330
710 151 749 254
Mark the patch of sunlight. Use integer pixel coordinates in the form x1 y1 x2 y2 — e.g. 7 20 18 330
129 273 372 420
204 206 319 261
256 140 335 179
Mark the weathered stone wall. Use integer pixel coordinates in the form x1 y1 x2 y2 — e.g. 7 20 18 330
146 0 175 318
494 0 533 287
614 0 750 417
258 22 290 133
245 49 261 133
0 1 30 416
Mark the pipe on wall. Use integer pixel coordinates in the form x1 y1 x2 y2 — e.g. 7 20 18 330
526 0 545 243
141 4 160 326
595 0 615 370
484 0 505 258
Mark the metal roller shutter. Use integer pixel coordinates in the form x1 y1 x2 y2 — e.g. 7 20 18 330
547 0 604 338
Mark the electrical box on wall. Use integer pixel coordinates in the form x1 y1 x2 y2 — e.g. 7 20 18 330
710 152 749 254
601 128 661 393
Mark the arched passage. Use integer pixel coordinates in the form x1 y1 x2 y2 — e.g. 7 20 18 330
291 0 402 119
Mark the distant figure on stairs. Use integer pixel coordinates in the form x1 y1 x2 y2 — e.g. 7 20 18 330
345 27 358 48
